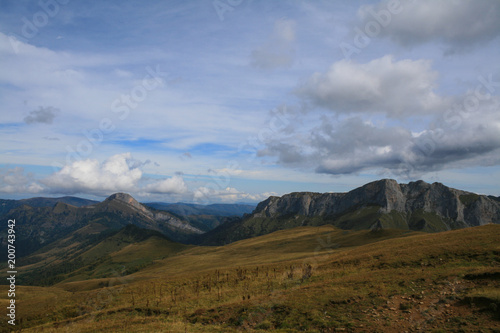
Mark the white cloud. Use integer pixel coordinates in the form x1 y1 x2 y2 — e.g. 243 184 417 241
37 152 238 201
296 55 447 117
42 153 143 195
144 174 188 194
358 0 500 52
0 167 43 194
250 18 296 70
193 186 276 204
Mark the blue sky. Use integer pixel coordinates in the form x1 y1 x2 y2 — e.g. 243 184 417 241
1 0 500 203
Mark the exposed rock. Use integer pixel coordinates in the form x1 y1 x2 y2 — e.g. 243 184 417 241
201 179 500 245
251 179 500 228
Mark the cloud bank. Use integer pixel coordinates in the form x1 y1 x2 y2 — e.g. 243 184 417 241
261 55 500 177
0 153 269 203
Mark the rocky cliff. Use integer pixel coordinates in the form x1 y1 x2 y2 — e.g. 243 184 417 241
253 179 500 226
200 179 500 245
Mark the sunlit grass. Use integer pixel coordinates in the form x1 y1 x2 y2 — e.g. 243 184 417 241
7 224 500 332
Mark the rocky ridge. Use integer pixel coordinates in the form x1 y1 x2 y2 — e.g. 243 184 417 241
200 179 500 245
254 179 500 227
96 193 203 234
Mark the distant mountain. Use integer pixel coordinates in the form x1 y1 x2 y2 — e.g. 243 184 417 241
0 196 98 216
144 202 256 232
199 179 500 245
144 202 255 217
21 196 99 207
0 193 202 259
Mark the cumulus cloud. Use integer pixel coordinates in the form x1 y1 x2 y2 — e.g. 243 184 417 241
42 153 143 195
144 174 188 194
40 153 191 198
296 55 447 117
357 0 500 52
250 18 296 70
0 167 44 194
24 106 60 124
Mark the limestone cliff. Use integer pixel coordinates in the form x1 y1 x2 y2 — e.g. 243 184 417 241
200 179 500 245
253 179 500 227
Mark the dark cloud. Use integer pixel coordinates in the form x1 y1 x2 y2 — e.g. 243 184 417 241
24 106 59 124
259 95 500 177
357 0 500 53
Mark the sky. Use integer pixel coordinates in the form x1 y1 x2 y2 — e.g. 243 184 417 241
0 0 499 203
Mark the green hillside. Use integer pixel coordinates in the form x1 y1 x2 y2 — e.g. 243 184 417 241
3 224 190 287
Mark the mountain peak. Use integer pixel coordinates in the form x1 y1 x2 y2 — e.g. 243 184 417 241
106 192 144 208
104 192 151 216
106 192 136 203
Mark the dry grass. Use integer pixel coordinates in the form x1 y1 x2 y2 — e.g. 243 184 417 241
5 224 500 332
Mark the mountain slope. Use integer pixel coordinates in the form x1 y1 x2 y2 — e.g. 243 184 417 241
92 193 203 239
200 179 500 245
8 224 500 332
10 224 190 287
0 193 202 259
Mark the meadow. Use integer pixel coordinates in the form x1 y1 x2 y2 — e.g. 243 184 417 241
1 224 499 332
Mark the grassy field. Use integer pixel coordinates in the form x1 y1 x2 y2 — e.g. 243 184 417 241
1 224 499 332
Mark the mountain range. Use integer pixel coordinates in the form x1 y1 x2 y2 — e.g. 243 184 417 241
1 179 499 259
0 193 198 259
1 179 500 331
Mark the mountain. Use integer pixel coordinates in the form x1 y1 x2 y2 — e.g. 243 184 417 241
2 186 499 331
20 196 99 208
144 202 256 231
145 202 256 217
0 196 98 215
0 193 202 259
91 193 203 238
200 179 500 245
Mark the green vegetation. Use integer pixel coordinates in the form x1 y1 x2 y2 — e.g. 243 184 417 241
331 205 382 230
460 193 480 207
409 210 451 232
